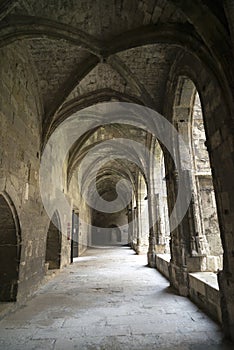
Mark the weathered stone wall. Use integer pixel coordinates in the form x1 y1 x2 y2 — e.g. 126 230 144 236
0 42 92 302
0 193 20 301
0 42 49 301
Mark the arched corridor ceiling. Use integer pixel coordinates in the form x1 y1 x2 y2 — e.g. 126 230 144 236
0 0 232 211
0 0 231 138
68 123 149 205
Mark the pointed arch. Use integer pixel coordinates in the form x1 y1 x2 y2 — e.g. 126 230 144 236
45 211 62 269
0 192 21 301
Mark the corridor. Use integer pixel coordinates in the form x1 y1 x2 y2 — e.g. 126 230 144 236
0 247 231 350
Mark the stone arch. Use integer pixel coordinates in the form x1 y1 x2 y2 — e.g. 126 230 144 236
0 192 21 302
163 50 234 338
45 211 62 270
172 76 223 271
164 51 232 264
191 91 223 265
164 52 233 295
44 88 145 146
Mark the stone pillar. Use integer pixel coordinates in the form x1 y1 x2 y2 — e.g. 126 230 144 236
218 271 234 340
127 202 133 247
132 203 138 252
211 121 234 340
154 193 169 253
184 172 210 272
136 193 149 255
167 169 192 296
147 192 157 267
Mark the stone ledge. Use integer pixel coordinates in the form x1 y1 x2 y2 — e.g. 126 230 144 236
188 272 221 323
155 256 222 323
155 253 171 279
189 271 219 290
156 253 171 262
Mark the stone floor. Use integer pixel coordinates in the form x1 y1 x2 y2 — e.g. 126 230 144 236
0 246 232 350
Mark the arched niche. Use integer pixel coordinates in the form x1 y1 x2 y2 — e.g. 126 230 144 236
45 211 62 269
0 192 21 302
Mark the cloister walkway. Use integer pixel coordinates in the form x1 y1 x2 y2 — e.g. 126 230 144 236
0 246 232 349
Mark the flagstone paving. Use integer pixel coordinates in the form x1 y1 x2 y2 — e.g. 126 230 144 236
0 246 232 349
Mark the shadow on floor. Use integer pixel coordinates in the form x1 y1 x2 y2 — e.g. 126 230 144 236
189 339 233 350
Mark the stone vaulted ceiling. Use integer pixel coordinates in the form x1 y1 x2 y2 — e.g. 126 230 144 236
0 0 231 201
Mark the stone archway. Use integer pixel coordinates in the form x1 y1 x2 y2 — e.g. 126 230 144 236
170 77 223 272
0 192 21 302
45 211 62 269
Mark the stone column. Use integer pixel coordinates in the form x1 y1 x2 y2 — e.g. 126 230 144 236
127 202 133 247
183 170 210 272
211 119 234 341
147 192 157 267
136 193 149 255
167 169 191 296
132 201 139 253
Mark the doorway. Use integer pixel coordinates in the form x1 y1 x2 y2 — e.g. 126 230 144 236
71 210 79 262
45 211 62 269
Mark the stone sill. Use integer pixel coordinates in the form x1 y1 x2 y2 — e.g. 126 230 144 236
155 253 171 279
188 272 221 323
189 271 219 290
156 253 171 263
155 254 219 289
194 172 212 177
155 254 221 323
